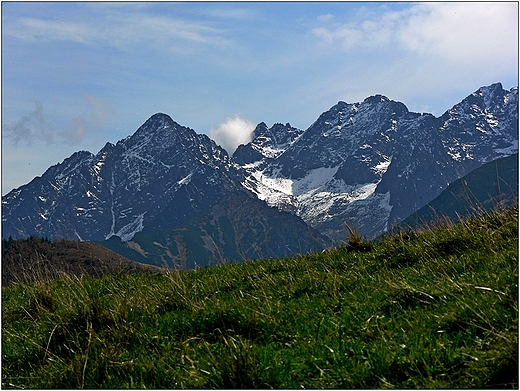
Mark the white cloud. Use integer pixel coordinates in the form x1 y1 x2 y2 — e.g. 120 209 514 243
312 2 518 68
210 115 256 154
399 3 517 63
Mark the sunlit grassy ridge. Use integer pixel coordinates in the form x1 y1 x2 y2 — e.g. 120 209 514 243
2 205 518 388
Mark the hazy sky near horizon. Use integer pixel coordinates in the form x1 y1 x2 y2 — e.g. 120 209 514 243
2 1 518 195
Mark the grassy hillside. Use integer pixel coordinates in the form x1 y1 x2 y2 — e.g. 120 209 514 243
2 236 167 286
2 205 518 388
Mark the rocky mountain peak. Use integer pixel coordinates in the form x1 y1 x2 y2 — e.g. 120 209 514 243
127 112 203 147
449 83 516 114
315 101 353 120
252 122 269 137
140 112 175 129
233 122 304 165
476 82 503 97
43 150 94 180
363 94 390 104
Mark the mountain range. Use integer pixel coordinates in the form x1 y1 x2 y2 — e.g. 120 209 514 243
2 82 518 267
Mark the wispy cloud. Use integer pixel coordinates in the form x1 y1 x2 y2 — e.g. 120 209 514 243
3 95 115 147
6 17 98 44
2 102 52 146
317 13 334 22
210 115 256 154
312 8 402 51
64 95 116 145
201 7 258 20
3 8 231 51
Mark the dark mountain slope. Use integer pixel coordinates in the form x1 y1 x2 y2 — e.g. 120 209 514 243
398 153 518 229
100 189 330 268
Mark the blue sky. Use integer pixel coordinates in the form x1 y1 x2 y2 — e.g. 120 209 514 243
2 1 518 195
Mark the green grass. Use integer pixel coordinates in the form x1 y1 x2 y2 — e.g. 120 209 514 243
2 205 518 388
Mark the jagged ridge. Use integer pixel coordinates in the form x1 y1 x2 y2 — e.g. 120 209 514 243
234 83 518 239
